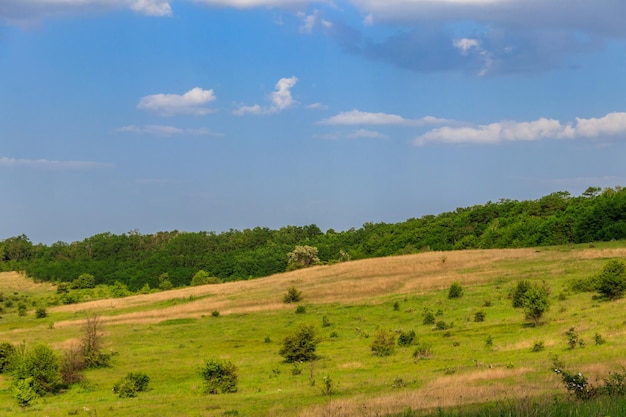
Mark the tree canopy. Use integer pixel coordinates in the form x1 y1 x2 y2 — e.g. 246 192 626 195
2 187 625 290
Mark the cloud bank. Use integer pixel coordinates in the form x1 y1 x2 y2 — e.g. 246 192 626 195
318 110 449 126
414 112 626 145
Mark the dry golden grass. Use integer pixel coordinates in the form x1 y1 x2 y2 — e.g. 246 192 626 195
0 271 56 294
49 246 626 329
296 367 554 417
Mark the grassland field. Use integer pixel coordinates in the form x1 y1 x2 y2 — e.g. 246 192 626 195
1 243 626 416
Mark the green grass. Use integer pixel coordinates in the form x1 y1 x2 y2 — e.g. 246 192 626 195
0 244 625 416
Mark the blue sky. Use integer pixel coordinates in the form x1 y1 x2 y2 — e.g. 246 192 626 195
1 0 626 244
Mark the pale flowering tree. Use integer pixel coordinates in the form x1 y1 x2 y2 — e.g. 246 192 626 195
287 245 320 271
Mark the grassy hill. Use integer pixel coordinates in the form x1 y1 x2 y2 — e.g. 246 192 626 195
1 242 626 416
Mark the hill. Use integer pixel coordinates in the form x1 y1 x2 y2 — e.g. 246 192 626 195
1 243 626 416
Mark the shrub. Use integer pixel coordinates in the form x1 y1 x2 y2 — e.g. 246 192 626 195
12 377 38 407
322 316 331 328
523 285 550 326
422 309 435 325
279 325 320 363
295 305 306 314
448 282 464 299
283 286 302 304
435 320 450 330
11 343 62 396
190 270 210 286
412 343 432 361
512 280 532 308
397 330 416 347
0 342 16 373
371 329 396 357
211 310 220 317
531 341 545 352
474 311 486 322
393 301 400 311
603 368 626 396
17 303 27 316
35 308 47 319
72 273 96 289
287 245 320 270
200 359 238 394
554 367 596 400
60 345 85 385
597 259 626 300
594 333 606 345
81 314 110 369
566 327 584 349
113 372 150 398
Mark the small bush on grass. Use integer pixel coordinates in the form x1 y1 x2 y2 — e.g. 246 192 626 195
283 287 302 304
371 329 396 357
422 309 435 325
279 325 320 363
295 305 306 314
397 330 416 347
448 282 464 299
113 372 150 398
597 259 626 300
554 367 596 400
412 343 433 361
0 342 16 373
35 308 47 319
200 359 238 394
531 341 545 352
511 280 532 308
474 311 486 322
603 368 626 396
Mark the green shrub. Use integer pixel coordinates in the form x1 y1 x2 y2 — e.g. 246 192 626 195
12 377 38 407
295 305 306 314
17 303 27 316
211 310 220 317
603 368 626 396
35 308 47 319
531 341 545 352
597 259 626 300
11 343 62 396
554 367 596 400
474 311 486 322
0 342 16 373
371 329 396 357
393 301 400 311
322 316 331 328
397 330 416 347
72 273 96 289
523 285 550 326
594 333 606 345
200 359 238 394
190 270 210 286
512 280 532 308
448 282 464 299
59 345 85 385
412 343 432 361
283 286 302 304
422 309 435 325
113 372 150 398
279 325 320 362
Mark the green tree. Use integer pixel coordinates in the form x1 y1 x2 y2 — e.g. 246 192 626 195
597 259 626 300
191 270 210 286
523 285 550 326
279 324 320 362
11 343 62 396
448 282 464 299
72 273 96 289
287 245 320 271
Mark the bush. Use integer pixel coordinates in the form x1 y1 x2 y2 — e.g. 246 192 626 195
448 282 464 299
531 341 545 352
597 259 626 300
211 310 220 317
371 329 396 357
295 305 306 314
474 311 486 322
35 308 47 319
603 368 626 396
113 372 150 398
0 342 16 373
60 345 85 385
412 343 433 361
12 377 38 407
397 330 416 347
512 280 532 308
422 309 435 325
200 359 238 394
279 325 320 362
11 343 62 396
322 316 331 328
523 285 550 326
81 314 110 369
283 286 302 304
554 367 596 400
72 273 96 289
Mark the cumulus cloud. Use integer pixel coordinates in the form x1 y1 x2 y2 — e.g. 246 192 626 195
314 129 388 140
116 125 222 136
0 157 111 170
234 76 298 116
138 87 216 116
318 109 449 126
414 112 626 145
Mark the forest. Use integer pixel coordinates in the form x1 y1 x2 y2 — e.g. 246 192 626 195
1 186 625 291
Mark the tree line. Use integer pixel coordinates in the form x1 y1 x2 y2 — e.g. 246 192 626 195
1 186 625 291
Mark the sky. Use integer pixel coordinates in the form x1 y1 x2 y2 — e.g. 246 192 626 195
1 0 626 244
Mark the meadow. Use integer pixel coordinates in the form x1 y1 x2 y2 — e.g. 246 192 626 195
1 243 625 416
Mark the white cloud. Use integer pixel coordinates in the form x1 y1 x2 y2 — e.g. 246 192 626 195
317 109 450 126
0 157 111 170
234 76 298 116
414 112 626 145
0 0 172 23
138 87 216 116
453 38 480 55
116 125 222 136
314 129 388 140
306 103 328 110
192 0 320 8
